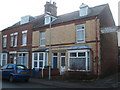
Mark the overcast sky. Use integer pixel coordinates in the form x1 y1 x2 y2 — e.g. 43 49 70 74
0 0 119 31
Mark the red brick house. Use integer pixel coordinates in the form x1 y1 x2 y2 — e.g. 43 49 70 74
1 15 45 68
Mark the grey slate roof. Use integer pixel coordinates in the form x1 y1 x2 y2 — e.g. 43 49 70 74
3 3 108 31
33 4 108 29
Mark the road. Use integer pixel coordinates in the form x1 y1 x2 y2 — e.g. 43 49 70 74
0 79 57 89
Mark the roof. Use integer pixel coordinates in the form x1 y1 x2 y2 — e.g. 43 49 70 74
33 4 108 29
2 4 108 31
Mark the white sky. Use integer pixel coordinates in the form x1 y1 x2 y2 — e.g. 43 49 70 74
0 0 119 31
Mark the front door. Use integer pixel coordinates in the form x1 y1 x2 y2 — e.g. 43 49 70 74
10 54 17 64
52 53 58 69
60 53 66 75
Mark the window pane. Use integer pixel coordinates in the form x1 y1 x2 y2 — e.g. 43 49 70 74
78 52 85 57
77 30 84 41
34 53 38 60
14 35 17 46
61 53 65 56
11 36 14 47
40 32 45 46
61 57 65 66
39 53 43 60
34 62 37 67
70 58 86 70
39 62 43 67
53 53 57 56
22 33 27 45
70 53 76 57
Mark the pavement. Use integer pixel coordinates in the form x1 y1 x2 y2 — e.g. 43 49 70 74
29 73 120 88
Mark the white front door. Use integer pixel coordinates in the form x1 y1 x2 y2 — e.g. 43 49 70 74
60 53 66 75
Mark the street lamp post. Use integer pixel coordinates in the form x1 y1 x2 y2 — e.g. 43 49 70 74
48 12 52 80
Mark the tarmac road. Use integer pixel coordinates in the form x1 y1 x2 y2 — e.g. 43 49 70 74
1 79 57 89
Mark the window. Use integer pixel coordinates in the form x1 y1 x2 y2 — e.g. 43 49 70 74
0 53 7 66
16 65 27 70
45 15 51 25
7 65 14 69
22 30 27 46
18 53 28 68
79 4 89 17
61 53 66 67
3 35 7 48
80 7 88 16
68 50 90 71
44 14 57 25
32 52 48 69
40 32 46 46
10 33 18 47
76 24 85 43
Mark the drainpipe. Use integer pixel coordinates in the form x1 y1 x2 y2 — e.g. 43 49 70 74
95 17 99 77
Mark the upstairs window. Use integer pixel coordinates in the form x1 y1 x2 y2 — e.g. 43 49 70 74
22 30 27 46
76 24 85 43
44 14 57 25
79 3 89 17
3 35 7 48
10 32 18 47
40 32 46 46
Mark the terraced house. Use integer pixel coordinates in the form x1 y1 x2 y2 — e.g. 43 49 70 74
32 2 117 77
1 13 44 68
1 1 118 77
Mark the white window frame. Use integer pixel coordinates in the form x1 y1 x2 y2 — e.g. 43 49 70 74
32 52 48 69
3 35 7 48
0 53 7 66
80 7 88 17
76 24 85 43
10 32 18 47
17 52 28 68
44 14 57 25
68 50 90 71
22 30 27 46
40 32 46 46
45 14 51 25
10 34 14 47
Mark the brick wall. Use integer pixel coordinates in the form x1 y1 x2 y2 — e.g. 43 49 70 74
100 32 118 76
2 23 33 68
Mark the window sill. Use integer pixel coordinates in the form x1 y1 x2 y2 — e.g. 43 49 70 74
21 44 27 46
76 41 85 44
3 47 7 49
68 69 90 72
39 45 46 47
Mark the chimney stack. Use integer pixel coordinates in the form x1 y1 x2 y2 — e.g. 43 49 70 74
44 1 57 16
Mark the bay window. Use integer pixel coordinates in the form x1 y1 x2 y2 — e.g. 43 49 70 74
68 50 90 71
32 52 48 69
0 53 7 66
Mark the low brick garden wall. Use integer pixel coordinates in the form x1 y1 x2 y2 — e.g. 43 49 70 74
62 71 97 80
30 68 60 78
